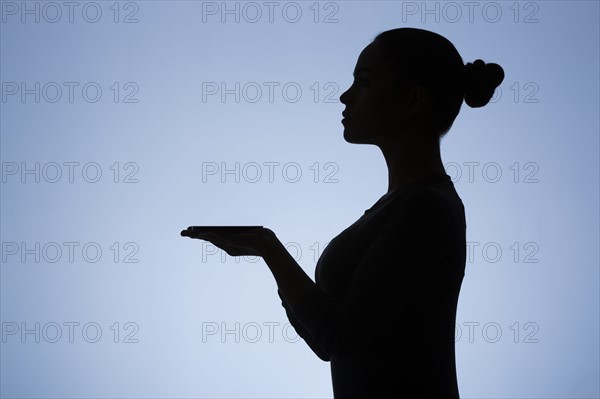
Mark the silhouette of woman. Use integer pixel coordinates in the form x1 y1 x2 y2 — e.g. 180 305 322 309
182 27 504 398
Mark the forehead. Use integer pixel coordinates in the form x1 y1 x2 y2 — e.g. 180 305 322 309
354 43 392 75
355 43 379 68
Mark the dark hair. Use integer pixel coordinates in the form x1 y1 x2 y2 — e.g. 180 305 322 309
373 28 505 139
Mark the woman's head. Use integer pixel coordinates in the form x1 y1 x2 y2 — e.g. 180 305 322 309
340 28 504 144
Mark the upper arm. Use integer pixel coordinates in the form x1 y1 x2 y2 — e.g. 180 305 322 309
278 289 331 361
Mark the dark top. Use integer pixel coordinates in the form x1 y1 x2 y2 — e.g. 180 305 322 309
278 172 466 398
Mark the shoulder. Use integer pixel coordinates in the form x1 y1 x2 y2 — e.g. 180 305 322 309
367 187 454 254
390 186 452 219
375 187 454 241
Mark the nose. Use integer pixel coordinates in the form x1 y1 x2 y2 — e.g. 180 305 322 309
339 85 352 105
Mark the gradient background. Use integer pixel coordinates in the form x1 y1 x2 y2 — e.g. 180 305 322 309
1 1 598 398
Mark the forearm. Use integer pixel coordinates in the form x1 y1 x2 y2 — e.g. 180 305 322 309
262 237 318 309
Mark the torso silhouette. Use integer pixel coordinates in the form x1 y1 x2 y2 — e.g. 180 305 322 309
278 172 466 398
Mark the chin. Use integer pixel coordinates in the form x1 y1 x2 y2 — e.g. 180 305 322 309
343 128 372 144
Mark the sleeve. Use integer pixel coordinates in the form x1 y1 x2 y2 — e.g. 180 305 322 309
277 289 330 361
287 188 453 361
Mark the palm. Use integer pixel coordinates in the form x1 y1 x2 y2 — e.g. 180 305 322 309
181 227 276 257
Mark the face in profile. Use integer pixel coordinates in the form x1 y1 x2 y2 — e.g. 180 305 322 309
340 42 426 145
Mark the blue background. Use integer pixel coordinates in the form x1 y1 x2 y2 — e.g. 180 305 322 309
1 1 599 398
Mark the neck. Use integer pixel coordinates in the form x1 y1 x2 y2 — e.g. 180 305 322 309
378 135 446 194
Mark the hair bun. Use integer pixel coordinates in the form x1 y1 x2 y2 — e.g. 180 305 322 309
463 59 505 108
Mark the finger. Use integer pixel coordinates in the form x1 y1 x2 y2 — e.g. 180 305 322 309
181 230 213 239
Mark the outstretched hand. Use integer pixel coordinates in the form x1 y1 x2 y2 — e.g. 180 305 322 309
180 227 279 258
